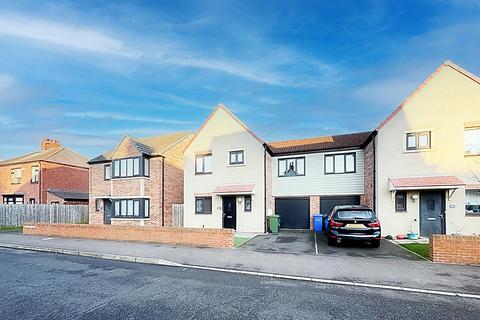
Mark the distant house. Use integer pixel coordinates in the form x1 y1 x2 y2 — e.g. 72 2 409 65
88 132 194 227
0 138 89 205
374 61 480 237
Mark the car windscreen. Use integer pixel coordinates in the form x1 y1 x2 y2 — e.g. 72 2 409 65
335 210 374 220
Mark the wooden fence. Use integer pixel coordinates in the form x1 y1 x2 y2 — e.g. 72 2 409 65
172 204 184 227
0 204 88 227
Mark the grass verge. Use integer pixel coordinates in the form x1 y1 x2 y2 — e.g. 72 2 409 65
400 243 429 259
0 226 22 232
234 236 252 248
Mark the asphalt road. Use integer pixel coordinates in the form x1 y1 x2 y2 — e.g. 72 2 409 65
0 248 478 320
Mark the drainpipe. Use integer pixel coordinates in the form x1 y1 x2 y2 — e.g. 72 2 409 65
162 157 165 227
263 146 267 234
372 131 378 212
38 161 42 204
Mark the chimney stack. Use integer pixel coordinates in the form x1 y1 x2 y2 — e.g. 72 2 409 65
41 138 61 151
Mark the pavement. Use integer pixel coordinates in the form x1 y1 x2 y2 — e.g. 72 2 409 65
0 231 479 296
1 247 479 320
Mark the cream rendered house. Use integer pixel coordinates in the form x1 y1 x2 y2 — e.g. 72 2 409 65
183 105 271 233
375 61 480 237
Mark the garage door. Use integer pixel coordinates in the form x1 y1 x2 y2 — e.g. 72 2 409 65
275 198 310 229
320 196 360 216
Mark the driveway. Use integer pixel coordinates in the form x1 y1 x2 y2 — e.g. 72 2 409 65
242 230 422 261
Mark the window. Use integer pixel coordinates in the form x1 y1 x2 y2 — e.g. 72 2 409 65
29 198 35 204
195 197 212 214
465 190 480 214
104 164 111 180
465 128 480 155
112 157 149 178
278 157 305 177
51 201 59 205
325 153 356 174
113 198 149 218
11 168 22 184
144 158 150 177
195 154 212 174
31 166 39 183
3 196 23 204
144 199 150 218
244 196 252 212
229 150 244 165
406 131 431 150
395 192 407 212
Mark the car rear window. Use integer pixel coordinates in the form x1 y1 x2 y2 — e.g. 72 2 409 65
335 210 374 219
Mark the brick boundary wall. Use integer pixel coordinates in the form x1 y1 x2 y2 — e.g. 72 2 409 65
429 235 480 265
23 223 234 249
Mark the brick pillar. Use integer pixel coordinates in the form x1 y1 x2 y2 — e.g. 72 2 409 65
309 196 320 230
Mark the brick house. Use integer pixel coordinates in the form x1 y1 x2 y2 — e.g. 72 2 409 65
0 139 89 205
88 132 194 227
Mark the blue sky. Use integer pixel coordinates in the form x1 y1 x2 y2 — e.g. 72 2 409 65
1 0 480 159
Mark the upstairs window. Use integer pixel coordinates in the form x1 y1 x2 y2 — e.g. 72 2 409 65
229 150 244 165
195 154 212 174
325 153 356 174
104 164 111 180
278 157 305 177
31 166 39 183
112 157 149 178
406 131 431 151
395 192 407 212
465 128 480 155
11 168 22 184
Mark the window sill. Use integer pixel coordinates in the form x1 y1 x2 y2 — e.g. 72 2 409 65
111 218 151 221
31 181 39 184
465 212 480 217
195 172 212 175
110 176 150 181
464 153 480 157
195 212 212 215
227 163 246 167
403 149 433 154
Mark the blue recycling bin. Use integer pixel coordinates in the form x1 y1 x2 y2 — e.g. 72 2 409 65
313 214 323 232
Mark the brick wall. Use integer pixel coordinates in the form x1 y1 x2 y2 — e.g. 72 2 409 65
40 161 89 203
429 235 480 265
363 138 375 209
23 223 234 248
309 196 320 230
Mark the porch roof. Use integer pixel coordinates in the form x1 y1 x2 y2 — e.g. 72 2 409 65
213 184 255 195
388 176 465 191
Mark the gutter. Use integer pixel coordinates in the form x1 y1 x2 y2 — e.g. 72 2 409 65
162 157 165 227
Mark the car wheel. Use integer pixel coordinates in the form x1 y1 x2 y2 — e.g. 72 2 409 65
327 238 336 246
371 240 380 248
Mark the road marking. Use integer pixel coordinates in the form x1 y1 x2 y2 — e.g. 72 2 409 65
41 237 54 241
1 242 479 300
314 232 319 255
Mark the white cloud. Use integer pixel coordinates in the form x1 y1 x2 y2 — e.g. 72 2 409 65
0 14 137 58
0 115 24 129
64 111 194 125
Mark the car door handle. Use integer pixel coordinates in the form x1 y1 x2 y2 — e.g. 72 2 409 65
227 215 232 219
427 218 436 221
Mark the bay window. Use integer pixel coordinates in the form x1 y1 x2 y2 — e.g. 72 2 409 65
112 157 150 178
113 198 150 218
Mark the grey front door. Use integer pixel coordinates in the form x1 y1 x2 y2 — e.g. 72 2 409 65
104 200 113 225
420 191 445 237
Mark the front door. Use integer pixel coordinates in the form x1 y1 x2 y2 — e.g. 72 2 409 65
420 191 445 237
104 200 113 225
223 196 237 229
